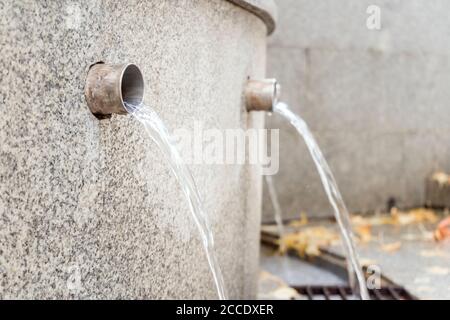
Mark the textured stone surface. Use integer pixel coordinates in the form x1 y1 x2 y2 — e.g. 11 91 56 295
264 0 450 221
0 0 268 299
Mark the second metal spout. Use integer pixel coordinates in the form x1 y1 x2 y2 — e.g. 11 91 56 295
245 78 280 112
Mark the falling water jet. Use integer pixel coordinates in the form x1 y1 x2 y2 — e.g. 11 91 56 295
245 79 369 300
85 63 227 299
272 102 370 300
265 175 286 251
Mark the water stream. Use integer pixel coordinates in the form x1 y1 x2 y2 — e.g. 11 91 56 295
273 102 370 300
125 102 227 300
264 175 286 251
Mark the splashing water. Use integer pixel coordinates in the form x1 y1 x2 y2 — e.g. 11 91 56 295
265 175 286 251
273 102 370 300
124 102 227 300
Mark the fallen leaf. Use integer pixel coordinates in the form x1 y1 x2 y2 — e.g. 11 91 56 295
258 271 302 300
279 227 340 258
380 242 402 253
351 214 393 227
355 225 372 243
270 287 302 300
351 207 438 230
288 212 309 228
434 216 450 242
391 208 438 225
259 270 288 287
360 258 377 266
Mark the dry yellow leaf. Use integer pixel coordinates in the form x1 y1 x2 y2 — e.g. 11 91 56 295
355 225 372 243
279 227 340 258
288 212 309 228
434 216 450 242
391 208 438 225
360 258 377 266
258 271 301 300
351 208 439 232
351 214 394 227
380 241 402 253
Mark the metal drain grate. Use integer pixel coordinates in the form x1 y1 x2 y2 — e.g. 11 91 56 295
292 285 417 300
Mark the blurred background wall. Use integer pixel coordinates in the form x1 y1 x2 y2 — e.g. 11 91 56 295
263 0 450 221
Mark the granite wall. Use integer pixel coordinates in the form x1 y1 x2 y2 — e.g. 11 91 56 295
264 0 450 221
0 0 275 299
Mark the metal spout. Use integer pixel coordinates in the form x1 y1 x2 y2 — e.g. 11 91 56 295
85 63 144 118
245 79 280 112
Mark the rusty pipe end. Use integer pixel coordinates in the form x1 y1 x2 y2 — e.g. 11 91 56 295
85 63 144 118
245 78 280 112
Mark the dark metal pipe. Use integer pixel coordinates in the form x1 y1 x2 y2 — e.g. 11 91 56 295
85 63 144 118
245 78 280 112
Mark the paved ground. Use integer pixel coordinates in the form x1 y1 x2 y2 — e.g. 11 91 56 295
328 221 450 300
260 214 450 300
260 245 346 287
